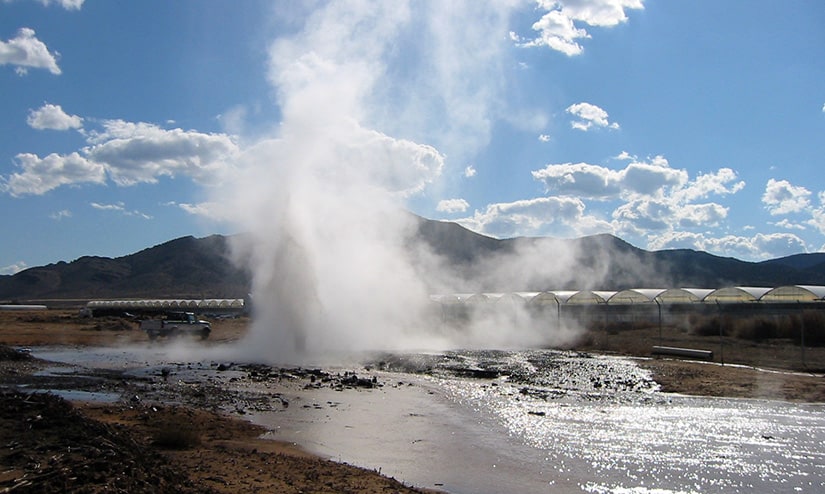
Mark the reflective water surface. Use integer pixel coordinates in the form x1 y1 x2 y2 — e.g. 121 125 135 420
32 347 825 493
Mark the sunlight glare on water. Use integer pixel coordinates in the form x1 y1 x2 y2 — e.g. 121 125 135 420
434 351 825 493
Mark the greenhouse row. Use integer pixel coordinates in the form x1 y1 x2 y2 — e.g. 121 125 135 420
86 299 245 311
430 285 825 306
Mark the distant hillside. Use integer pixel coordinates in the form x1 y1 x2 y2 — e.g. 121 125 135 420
0 235 249 301
761 252 825 271
412 217 825 290
2 217 825 302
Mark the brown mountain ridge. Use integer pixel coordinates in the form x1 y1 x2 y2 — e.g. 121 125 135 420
2 217 825 301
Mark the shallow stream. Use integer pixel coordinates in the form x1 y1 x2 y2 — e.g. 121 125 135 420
30 346 825 493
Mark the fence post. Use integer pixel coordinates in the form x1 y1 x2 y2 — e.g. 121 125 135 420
716 301 724 366
800 307 806 369
655 298 663 347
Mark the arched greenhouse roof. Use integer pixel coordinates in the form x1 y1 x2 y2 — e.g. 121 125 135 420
528 291 563 306
85 299 246 310
495 293 534 305
761 285 825 302
704 286 771 303
659 288 715 303
465 293 491 304
567 290 613 305
608 289 665 304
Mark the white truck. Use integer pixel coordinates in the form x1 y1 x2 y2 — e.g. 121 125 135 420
140 311 211 340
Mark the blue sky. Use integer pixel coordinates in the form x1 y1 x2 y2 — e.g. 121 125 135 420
1 0 824 276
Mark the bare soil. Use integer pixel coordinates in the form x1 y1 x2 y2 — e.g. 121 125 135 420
574 324 825 402
0 309 823 492
0 311 433 493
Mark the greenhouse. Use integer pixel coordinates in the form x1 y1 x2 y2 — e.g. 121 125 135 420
85 298 245 316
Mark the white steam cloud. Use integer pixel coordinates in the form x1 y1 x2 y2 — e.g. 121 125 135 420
216 1 596 364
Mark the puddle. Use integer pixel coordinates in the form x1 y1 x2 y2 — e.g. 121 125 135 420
21 388 121 403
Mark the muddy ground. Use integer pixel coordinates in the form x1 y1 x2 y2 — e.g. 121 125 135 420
0 309 823 492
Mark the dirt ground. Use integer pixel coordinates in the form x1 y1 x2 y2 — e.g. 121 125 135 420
0 311 433 493
573 324 825 402
0 309 823 492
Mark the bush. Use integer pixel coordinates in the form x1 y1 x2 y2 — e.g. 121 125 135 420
152 425 201 450
800 311 825 347
733 316 779 341
690 314 724 337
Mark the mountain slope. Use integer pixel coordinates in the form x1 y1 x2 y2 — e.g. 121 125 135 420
3 218 825 301
0 235 249 301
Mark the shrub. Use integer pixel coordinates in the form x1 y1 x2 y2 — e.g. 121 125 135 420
152 425 201 450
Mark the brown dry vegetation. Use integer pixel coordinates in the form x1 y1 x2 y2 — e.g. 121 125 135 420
573 313 825 402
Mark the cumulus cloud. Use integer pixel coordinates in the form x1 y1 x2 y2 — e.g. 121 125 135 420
522 9 590 56
464 165 477 178
37 0 85 9
566 102 620 131
648 230 807 261
89 121 238 185
532 156 689 199
174 201 230 221
533 161 622 198
0 28 61 75
538 134 551 142
555 0 645 26
27 103 83 130
4 0 85 8
2 152 105 196
517 0 644 55
0 261 28 276
457 196 611 238
762 178 811 215
675 168 745 202
773 218 806 231
436 198 470 214
806 192 825 236
1 118 239 195
527 155 748 247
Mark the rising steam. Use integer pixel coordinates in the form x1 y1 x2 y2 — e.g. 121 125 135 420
215 2 590 364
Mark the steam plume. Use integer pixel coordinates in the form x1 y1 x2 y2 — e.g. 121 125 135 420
216 1 586 363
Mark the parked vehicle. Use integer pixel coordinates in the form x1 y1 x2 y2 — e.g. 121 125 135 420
140 311 211 340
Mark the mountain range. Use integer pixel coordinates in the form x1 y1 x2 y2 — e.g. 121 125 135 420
3 216 825 302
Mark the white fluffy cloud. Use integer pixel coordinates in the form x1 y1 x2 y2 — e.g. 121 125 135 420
0 261 28 276
518 0 644 55
27 103 83 130
554 0 645 26
531 156 689 199
84 120 239 187
524 155 751 250
3 152 105 196
648 231 808 260
0 28 61 75
457 196 611 238
436 198 470 214
524 10 590 56
37 0 84 9
1 118 239 195
762 178 811 215
566 102 620 131
3 0 86 8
